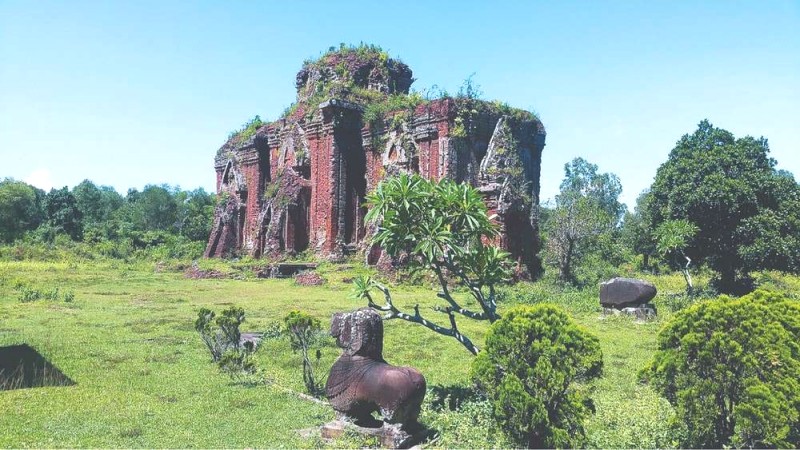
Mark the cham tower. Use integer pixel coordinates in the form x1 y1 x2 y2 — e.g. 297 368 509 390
205 45 546 277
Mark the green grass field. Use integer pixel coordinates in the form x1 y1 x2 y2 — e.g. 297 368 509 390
1 259 796 448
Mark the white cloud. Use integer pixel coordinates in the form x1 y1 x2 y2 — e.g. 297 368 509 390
24 169 55 191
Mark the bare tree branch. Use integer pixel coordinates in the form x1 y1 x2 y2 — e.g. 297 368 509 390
365 282 480 355
432 265 487 320
440 253 499 322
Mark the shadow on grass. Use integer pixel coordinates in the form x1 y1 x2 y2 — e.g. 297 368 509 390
0 344 75 390
427 383 481 411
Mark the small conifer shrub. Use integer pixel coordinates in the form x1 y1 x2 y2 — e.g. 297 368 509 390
472 304 603 448
641 290 800 448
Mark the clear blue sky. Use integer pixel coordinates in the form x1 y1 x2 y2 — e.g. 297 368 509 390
1 0 798 207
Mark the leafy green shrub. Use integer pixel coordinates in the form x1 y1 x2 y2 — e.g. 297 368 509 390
472 304 603 448
15 284 74 303
641 290 800 448
18 286 42 302
45 287 59 301
194 306 257 378
261 320 284 340
283 310 326 397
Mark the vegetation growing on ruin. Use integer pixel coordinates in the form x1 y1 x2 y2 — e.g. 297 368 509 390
275 45 540 152
220 45 541 166
301 43 394 87
227 115 264 144
451 76 539 139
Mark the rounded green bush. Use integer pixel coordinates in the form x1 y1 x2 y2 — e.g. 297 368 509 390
471 304 603 448
642 289 800 448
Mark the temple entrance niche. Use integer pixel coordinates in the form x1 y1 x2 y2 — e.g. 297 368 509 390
337 125 367 247
502 209 535 273
288 187 311 252
236 204 246 248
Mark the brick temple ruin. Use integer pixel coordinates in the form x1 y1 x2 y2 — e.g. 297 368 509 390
205 46 546 276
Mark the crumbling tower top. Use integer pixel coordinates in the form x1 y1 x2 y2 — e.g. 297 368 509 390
295 44 414 101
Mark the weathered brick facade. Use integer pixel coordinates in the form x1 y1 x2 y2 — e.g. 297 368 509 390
205 48 546 276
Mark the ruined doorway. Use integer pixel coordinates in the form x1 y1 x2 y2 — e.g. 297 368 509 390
503 209 535 273
285 188 310 253
237 204 246 249
337 123 367 246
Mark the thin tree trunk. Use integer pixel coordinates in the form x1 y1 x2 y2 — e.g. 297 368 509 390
680 251 693 294
561 239 574 281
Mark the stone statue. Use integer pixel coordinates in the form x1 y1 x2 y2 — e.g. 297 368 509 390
326 308 426 428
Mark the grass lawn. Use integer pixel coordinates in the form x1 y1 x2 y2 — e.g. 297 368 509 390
1 259 795 447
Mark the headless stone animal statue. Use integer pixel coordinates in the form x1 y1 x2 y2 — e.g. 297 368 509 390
326 308 426 427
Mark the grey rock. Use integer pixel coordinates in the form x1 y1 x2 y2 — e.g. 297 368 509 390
600 277 657 307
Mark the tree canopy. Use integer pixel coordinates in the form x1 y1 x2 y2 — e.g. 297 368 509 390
648 120 800 292
43 187 83 241
0 179 215 259
0 179 43 243
544 158 623 282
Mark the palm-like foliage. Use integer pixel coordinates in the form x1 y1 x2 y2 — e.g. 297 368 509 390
353 174 510 355
654 219 698 293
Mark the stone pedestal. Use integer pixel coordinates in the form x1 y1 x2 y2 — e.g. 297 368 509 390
602 304 657 320
320 419 428 449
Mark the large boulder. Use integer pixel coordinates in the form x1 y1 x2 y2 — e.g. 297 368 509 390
600 277 657 308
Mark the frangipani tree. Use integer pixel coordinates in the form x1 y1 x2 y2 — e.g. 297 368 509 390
352 174 511 355
654 219 698 293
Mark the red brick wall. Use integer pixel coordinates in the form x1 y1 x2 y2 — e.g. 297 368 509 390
239 160 260 251
309 126 336 254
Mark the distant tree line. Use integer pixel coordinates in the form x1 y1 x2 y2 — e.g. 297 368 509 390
0 179 215 258
2 120 797 293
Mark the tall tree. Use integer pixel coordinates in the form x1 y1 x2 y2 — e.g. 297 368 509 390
545 158 622 282
119 184 179 233
559 157 624 222
44 186 82 240
649 120 800 293
620 190 657 268
72 179 123 226
0 179 43 243
176 188 215 241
